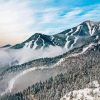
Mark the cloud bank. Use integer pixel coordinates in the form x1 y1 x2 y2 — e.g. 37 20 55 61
0 46 65 68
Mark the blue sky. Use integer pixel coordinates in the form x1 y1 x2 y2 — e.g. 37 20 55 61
50 0 100 7
0 0 100 45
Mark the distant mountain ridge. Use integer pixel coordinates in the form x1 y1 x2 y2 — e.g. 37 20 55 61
11 20 100 51
0 44 11 48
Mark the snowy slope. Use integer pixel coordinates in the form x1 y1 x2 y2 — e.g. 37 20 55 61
60 81 100 100
55 43 96 66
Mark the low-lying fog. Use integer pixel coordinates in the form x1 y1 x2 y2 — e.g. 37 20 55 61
0 46 66 68
0 46 66 95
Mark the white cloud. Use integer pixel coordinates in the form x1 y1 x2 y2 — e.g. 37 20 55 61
64 9 83 17
0 0 34 45
0 46 65 68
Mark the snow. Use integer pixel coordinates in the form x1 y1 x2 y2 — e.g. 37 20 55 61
72 25 81 35
91 27 95 36
96 36 99 40
60 81 100 100
1 66 54 96
51 36 54 40
98 41 100 44
56 43 95 66
86 22 92 36
70 43 95 56
32 40 37 49
65 29 73 36
64 36 70 50
32 35 40 49
24 35 40 50
81 43 94 53
55 58 65 66
64 26 81 50
28 41 33 48
70 37 78 49
69 43 94 56
24 42 29 48
88 81 100 88
40 38 45 49
24 41 33 48
86 22 96 36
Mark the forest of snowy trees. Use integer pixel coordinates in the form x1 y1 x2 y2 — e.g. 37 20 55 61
1 45 100 100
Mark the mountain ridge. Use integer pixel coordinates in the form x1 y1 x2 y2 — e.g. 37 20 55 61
11 20 100 51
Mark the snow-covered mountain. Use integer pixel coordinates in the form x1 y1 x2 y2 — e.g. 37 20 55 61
0 21 100 100
11 20 100 51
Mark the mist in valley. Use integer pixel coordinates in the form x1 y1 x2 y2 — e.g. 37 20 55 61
0 46 66 96
0 46 66 68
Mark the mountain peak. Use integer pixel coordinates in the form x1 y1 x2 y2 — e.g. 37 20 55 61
11 20 100 50
83 20 91 23
25 33 43 42
34 33 43 36
82 20 100 25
